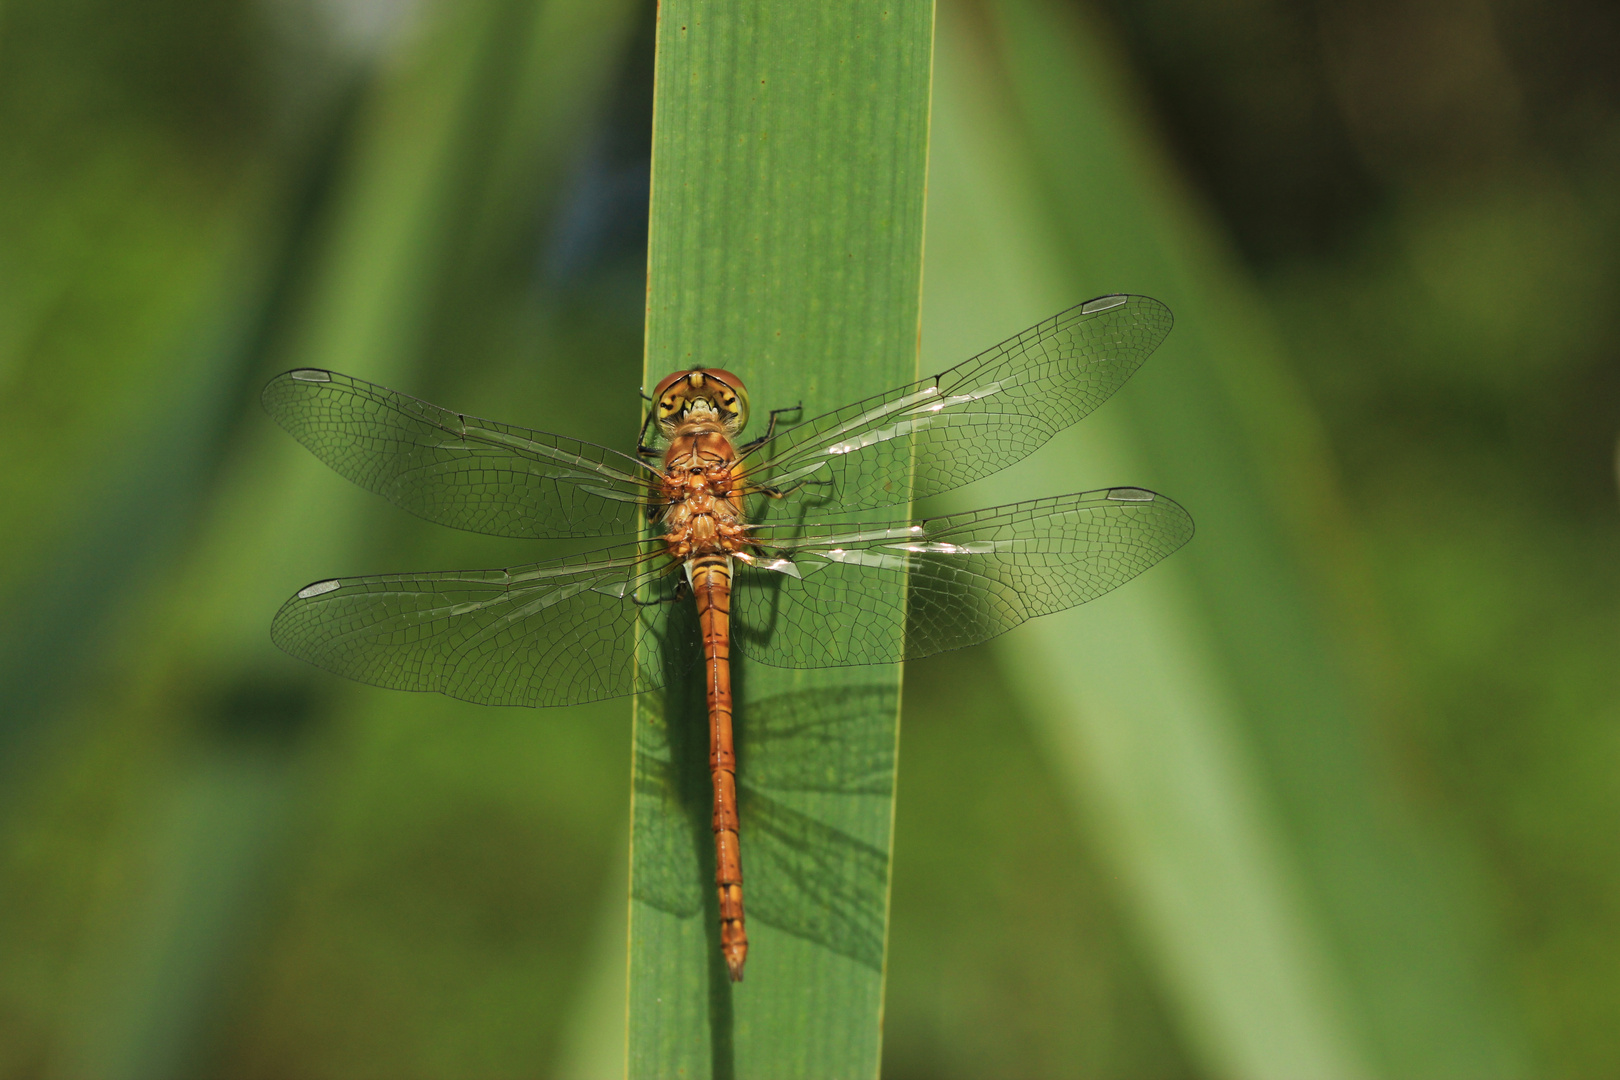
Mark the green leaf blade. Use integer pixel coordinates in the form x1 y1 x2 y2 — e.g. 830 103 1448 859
630 2 935 1076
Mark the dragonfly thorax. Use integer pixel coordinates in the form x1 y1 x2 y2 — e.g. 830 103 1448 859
659 417 749 559
653 368 750 436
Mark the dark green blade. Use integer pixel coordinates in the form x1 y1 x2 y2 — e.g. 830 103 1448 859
630 1 935 1076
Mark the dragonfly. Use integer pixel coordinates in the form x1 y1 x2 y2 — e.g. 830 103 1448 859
263 293 1194 982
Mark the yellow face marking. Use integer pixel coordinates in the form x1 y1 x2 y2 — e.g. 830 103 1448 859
654 368 750 434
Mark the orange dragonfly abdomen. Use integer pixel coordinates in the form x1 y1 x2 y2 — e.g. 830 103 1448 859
689 552 748 980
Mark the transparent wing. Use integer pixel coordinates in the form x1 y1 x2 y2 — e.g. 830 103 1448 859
732 488 1193 668
263 369 659 539
269 543 684 708
740 295 1172 519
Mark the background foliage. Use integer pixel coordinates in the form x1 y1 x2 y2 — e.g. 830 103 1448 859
0 0 1616 1077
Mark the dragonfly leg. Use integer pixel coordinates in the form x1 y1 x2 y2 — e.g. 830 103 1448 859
629 590 682 608
630 565 686 606
749 476 834 500
739 402 802 452
635 405 661 457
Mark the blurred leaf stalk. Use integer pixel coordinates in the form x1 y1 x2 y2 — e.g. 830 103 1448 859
909 2 1528 1078
2 0 646 1075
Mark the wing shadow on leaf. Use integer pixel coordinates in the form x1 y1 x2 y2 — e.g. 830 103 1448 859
632 681 896 972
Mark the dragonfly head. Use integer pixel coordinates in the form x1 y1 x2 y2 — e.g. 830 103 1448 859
652 368 750 436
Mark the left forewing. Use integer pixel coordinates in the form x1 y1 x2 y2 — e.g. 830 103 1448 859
737 296 1172 520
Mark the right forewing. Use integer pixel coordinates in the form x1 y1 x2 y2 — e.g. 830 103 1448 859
263 369 659 539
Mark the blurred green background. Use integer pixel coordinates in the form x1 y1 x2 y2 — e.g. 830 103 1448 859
1 0 1617 1077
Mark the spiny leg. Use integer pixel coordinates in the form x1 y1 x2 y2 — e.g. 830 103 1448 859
636 408 661 458
739 402 802 453
744 476 835 500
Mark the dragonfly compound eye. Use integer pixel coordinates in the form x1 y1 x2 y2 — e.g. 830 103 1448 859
652 368 751 433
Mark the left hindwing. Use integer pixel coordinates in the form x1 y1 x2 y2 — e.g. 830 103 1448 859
732 488 1194 668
